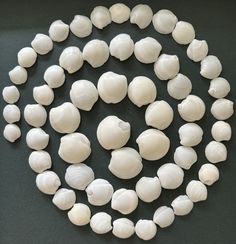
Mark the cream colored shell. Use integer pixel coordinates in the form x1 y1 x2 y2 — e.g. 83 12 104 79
33 84 54 106
205 141 227 164
211 121 232 142
211 98 234 120
112 218 134 239
90 212 112 234
90 6 111 29
2 85 20 104
26 128 49 150
44 65 65 89
52 188 76 210
3 104 21 123
153 206 175 228
17 47 37 68
3 124 21 143
31 34 53 55
24 104 47 127
208 77 230 99
187 39 208 62
70 15 92 38
9 65 27 85
186 180 208 202
171 195 193 216
109 3 130 24
200 55 222 79
68 203 91 226
198 163 219 186
49 20 69 42
135 220 157 241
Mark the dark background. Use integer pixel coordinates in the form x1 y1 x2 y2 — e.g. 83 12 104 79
0 0 235 243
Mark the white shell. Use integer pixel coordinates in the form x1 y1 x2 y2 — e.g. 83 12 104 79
167 73 192 100
86 179 114 206
3 124 21 142
33 84 54 106
28 150 52 173
52 188 76 210
97 115 130 150
70 80 98 111
136 129 170 161
135 220 157 241
211 98 234 120
134 37 162 64
205 141 227 164
3 104 21 123
44 65 65 89
135 176 162 202
68 203 91 226
49 102 80 134
171 195 193 216
200 55 222 79
154 54 180 80
58 133 91 164
130 4 153 29
90 212 112 234
109 147 143 179
65 163 94 190
70 15 92 38
36 170 61 195
90 6 111 29
178 123 203 147
24 104 47 127
59 46 83 74
17 47 37 68
153 206 175 228
128 76 157 107
186 180 208 202
111 188 138 215
187 39 208 62
49 20 69 42
112 218 134 239
145 100 174 130
198 163 219 186
9 66 27 85
2 85 20 104
97 71 127 104
208 77 230 99
31 34 53 55
178 95 206 122
109 3 130 24
26 128 49 150
152 9 178 34
109 33 134 61
211 121 232 142
174 146 197 170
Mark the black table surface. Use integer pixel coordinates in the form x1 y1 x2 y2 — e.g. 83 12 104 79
0 0 236 243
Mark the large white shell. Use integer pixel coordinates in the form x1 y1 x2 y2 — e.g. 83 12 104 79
136 129 170 161
211 121 232 142
3 104 21 123
9 66 27 85
90 6 111 29
205 141 227 164
17 47 37 68
65 163 94 190
68 203 91 226
208 77 230 99
211 98 234 120
171 195 194 216
198 163 219 186
186 180 208 202
24 104 47 127
135 220 157 241
109 147 143 179
31 34 53 55
26 128 49 150
44 65 65 89
3 124 21 143
33 84 54 106
52 188 76 210
112 218 134 239
187 39 208 62
49 20 69 42
153 206 175 228
2 85 20 104
200 55 222 79
109 3 130 24
70 15 92 38
90 212 112 234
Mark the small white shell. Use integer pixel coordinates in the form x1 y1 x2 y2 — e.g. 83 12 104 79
86 179 114 206
136 129 170 161
109 147 143 179
111 188 138 215
130 4 153 29
70 80 98 111
31 34 53 55
134 37 162 64
178 123 203 147
145 100 174 130
171 195 193 216
3 104 21 123
3 124 21 142
90 6 111 29
205 141 227 164
49 102 80 134
174 146 197 170
109 33 134 61
128 76 157 107
44 65 65 89
153 206 175 228
33 84 54 106
187 39 208 62
152 9 178 34
24 104 47 127
167 73 192 100
17 47 37 68
28 150 52 173
112 218 134 239
9 66 27 85
59 46 83 74
2 85 20 104
198 163 219 186
52 188 76 210
65 163 94 190
36 170 61 195
211 98 234 120
109 3 130 24
200 55 222 79
154 54 180 80
49 20 69 42
97 115 130 150
90 212 112 234
208 77 230 99
26 128 49 150
68 203 91 226
211 121 232 142
97 71 127 104
186 180 208 202
70 15 92 38
135 220 157 241
135 176 162 202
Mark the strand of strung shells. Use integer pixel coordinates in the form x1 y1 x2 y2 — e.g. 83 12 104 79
2 3 234 241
